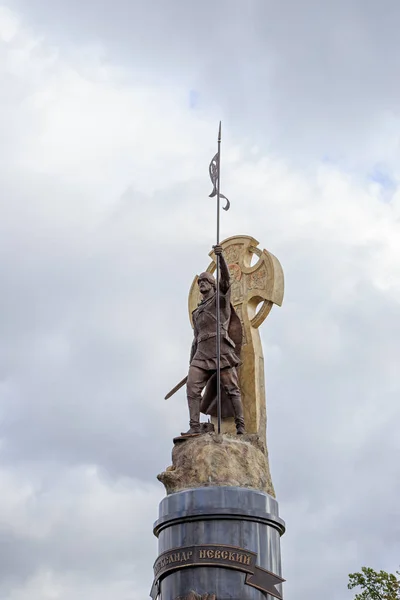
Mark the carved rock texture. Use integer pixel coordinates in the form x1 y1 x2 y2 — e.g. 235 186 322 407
157 433 275 497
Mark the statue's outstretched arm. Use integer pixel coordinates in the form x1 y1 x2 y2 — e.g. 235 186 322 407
219 251 231 294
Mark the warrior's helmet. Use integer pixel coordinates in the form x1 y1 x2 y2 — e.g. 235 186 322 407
197 272 216 288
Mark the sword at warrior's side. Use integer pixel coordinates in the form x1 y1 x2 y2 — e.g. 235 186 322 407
164 376 188 400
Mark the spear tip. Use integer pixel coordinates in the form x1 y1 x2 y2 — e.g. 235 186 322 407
218 120 221 141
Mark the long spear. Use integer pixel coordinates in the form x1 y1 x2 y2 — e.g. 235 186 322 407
209 122 230 434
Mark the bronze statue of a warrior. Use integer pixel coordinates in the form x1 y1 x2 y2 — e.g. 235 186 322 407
182 244 245 436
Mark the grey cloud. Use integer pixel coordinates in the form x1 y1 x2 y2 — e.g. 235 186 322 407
11 0 400 167
0 465 160 598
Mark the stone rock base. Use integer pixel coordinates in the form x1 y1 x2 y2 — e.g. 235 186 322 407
157 433 275 496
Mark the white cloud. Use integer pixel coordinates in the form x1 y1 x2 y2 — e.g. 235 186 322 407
0 6 19 41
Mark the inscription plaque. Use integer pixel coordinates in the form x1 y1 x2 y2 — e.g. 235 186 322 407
150 544 285 600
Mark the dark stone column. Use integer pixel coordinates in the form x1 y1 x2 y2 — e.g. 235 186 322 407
151 487 285 600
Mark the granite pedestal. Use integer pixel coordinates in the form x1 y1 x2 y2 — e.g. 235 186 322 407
151 486 285 600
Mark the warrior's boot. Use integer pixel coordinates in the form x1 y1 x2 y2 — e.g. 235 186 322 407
181 397 201 436
235 418 245 435
228 391 245 435
220 369 245 436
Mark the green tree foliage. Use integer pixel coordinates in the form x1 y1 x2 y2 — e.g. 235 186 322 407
348 567 400 600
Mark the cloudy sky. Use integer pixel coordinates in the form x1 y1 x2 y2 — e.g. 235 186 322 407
1 1 400 598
